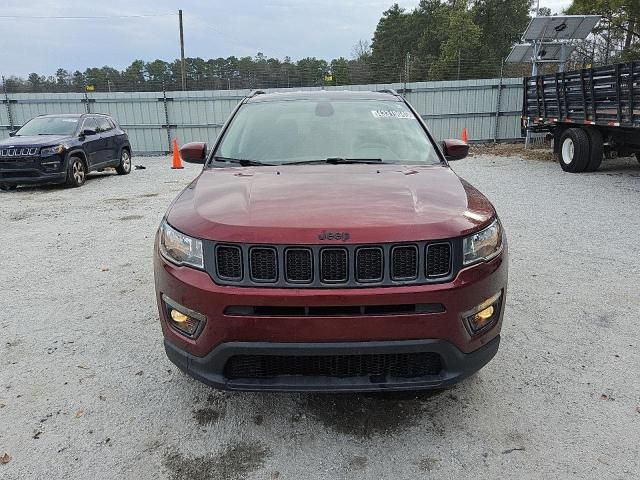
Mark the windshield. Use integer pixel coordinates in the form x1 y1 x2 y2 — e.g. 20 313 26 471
16 117 80 136
214 99 441 165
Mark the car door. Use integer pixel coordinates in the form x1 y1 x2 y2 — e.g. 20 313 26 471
96 116 116 165
80 117 102 167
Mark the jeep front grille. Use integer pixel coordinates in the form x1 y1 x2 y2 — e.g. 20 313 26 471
0 147 39 157
206 240 456 288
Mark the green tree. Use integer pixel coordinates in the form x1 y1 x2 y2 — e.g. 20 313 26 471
122 60 146 89
27 73 44 92
567 0 640 62
472 0 531 64
429 1 483 79
370 4 419 82
55 68 70 88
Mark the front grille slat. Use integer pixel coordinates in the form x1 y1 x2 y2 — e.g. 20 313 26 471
391 245 418 280
320 248 348 283
215 245 243 280
249 247 277 282
356 247 383 282
285 248 313 283
426 243 452 277
224 352 443 379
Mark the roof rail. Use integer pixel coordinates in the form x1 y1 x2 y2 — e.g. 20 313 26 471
378 88 400 96
247 89 266 98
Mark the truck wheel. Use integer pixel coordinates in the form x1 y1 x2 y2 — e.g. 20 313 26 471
116 149 131 175
66 156 87 188
585 129 603 172
559 128 590 173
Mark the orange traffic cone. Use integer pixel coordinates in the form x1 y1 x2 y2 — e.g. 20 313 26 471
171 139 183 169
461 128 469 143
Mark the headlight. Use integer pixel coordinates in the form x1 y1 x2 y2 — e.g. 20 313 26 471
462 219 503 266
159 220 204 269
40 144 66 156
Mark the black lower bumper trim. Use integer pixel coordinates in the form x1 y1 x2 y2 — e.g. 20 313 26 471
164 335 500 392
0 170 66 185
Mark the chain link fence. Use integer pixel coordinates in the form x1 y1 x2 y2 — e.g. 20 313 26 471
4 56 630 154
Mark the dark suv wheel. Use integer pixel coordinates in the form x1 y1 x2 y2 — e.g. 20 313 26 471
66 156 87 187
116 149 132 175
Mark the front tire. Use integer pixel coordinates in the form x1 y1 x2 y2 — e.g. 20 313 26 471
66 156 87 187
116 149 131 175
0 184 17 191
559 128 590 173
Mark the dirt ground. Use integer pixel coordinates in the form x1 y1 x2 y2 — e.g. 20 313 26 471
1 152 639 479
470 143 557 161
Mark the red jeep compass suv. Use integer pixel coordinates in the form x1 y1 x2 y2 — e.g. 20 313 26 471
154 90 507 392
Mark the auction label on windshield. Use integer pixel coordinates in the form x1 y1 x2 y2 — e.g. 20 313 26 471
371 109 412 119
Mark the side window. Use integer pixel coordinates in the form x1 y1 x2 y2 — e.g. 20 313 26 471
81 118 98 133
96 117 112 133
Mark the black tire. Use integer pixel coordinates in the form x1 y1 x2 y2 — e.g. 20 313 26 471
0 183 17 191
585 128 603 172
558 128 590 173
116 148 131 175
65 156 87 187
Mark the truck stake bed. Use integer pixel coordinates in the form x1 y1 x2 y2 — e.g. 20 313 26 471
523 61 640 172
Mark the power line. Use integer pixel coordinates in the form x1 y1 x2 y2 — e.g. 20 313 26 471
0 13 175 19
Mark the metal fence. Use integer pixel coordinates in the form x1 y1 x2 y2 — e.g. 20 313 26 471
1 78 524 154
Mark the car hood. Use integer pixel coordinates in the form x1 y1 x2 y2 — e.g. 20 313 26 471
0 135 74 147
167 164 496 244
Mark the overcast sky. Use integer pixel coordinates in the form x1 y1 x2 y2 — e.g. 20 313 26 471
1 0 572 77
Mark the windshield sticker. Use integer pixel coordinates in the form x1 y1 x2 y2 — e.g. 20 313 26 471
371 110 412 119
61 119 79 122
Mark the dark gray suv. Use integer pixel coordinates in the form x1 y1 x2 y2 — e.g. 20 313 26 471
0 113 132 190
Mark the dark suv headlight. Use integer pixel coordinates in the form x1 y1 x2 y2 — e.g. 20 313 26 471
40 145 66 156
462 219 503 266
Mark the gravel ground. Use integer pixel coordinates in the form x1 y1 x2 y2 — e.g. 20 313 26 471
1 154 639 480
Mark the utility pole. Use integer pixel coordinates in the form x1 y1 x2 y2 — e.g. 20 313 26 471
179 9 186 90
403 52 411 97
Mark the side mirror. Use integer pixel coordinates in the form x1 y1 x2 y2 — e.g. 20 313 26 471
8 131 16 137
180 142 207 164
441 139 469 161
80 128 97 137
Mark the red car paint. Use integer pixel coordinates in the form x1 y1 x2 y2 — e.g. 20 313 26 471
167 164 494 244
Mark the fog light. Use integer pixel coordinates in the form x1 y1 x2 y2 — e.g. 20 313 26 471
170 309 189 323
41 160 61 171
475 306 494 323
162 294 206 338
463 292 502 335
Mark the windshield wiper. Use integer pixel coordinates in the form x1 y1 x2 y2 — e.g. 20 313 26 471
287 157 385 165
213 156 274 167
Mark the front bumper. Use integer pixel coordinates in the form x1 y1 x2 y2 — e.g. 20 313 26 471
0 155 66 185
155 239 507 391
165 335 500 392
